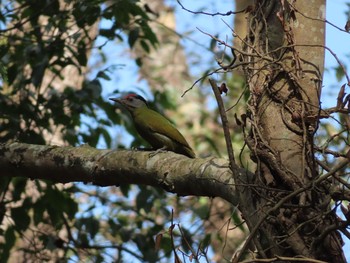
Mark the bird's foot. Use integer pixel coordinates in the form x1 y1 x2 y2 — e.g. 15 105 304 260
149 147 168 158
132 147 153 152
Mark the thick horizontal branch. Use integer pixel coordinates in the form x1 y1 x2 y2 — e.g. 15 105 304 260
0 142 250 205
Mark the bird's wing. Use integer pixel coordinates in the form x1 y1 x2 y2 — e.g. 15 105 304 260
135 108 191 148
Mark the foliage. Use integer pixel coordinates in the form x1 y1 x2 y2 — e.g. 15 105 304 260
0 0 173 261
1 0 349 262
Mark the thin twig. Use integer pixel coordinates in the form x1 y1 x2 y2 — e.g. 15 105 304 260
241 255 327 263
176 0 246 17
170 209 181 263
197 24 350 86
181 68 222 97
233 157 350 263
80 244 144 260
178 224 198 260
209 78 237 172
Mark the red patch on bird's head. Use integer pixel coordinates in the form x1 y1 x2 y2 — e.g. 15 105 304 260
124 93 147 104
124 93 137 100
123 93 148 105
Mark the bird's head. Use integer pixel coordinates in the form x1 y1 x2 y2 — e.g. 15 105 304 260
110 93 148 112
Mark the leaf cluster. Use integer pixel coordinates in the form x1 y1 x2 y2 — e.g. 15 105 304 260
0 0 162 261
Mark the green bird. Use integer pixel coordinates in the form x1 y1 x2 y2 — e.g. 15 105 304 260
110 93 195 158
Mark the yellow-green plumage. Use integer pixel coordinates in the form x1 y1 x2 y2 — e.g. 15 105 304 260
132 106 195 158
110 94 195 158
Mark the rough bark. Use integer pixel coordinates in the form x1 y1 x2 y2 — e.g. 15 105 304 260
0 142 254 205
238 1 346 262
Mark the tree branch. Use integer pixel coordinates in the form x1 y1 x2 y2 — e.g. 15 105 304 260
209 78 237 172
0 142 252 205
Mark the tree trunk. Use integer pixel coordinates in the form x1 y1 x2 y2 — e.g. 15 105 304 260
239 0 345 262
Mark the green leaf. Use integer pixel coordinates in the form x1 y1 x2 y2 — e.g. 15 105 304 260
136 57 143 67
100 128 112 148
78 232 89 246
209 35 218 51
43 187 78 226
119 184 131 196
84 79 102 99
33 200 45 225
11 178 27 201
158 235 172 255
335 64 346 81
232 211 245 231
108 219 122 236
99 28 117 40
139 21 158 47
7 65 17 85
2 226 16 261
89 218 100 239
200 234 211 248
96 70 111 81
140 40 150 53
77 41 87 66
136 187 154 213
78 217 100 240
0 61 8 83
11 206 30 231
119 228 132 242
72 2 101 27
128 28 140 48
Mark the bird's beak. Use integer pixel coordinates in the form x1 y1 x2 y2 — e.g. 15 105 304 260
109 97 123 104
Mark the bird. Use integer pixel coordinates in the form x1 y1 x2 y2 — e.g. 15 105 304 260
110 93 195 158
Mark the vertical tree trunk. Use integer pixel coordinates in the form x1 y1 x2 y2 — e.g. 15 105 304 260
240 1 345 261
